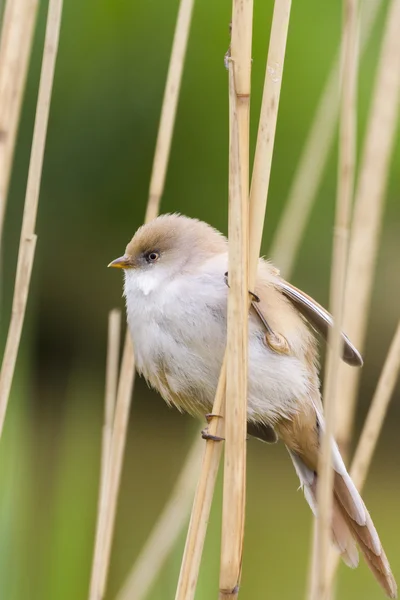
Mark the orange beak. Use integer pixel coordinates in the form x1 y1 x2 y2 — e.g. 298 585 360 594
107 255 131 269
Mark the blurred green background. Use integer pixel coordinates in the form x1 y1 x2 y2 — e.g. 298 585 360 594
1 0 400 598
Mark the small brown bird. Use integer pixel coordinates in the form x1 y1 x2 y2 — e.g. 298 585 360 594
109 213 397 598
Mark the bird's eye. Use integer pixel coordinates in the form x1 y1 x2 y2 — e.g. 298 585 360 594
146 251 159 263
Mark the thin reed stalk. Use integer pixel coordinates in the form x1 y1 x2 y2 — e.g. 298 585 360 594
89 310 121 597
101 310 121 488
335 0 400 459
327 321 400 586
175 361 226 600
96 333 136 599
88 0 195 597
309 1 358 599
0 0 63 438
116 430 203 600
0 0 38 244
145 0 194 224
176 3 292 598
219 1 253 596
270 0 383 278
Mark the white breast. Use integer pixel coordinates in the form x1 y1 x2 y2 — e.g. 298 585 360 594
124 255 312 424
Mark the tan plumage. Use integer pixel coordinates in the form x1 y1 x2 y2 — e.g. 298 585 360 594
109 214 397 598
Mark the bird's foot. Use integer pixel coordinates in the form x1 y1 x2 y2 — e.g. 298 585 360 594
205 412 222 423
201 427 225 442
224 272 260 302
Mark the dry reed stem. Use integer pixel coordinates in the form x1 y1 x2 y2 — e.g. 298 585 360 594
175 360 226 600
219 0 253 595
102 310 121 488
116 429 204 600
0 0 38 244
96 333 137 599
270 0 383 278
176 3 291 598
89 310 121 598
0 0 63 438
145 0 194 223
327 321 400 586
248 0 291 289
335 0 400 459
88 1 195 597
309 2 358 599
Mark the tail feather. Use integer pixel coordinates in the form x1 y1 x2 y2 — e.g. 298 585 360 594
332 441 396 597
288 449 359 569
287 446 397 598
339 506 397 598
331 498 359 568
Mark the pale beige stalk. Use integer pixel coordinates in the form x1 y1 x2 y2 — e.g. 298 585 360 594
102 310 121 487
350 323 400 488
176 3 292 598
220 0 254 595
88 0 195 597
220 48 252 600
116 430 204 600
0 0 38 244
309 1 358 599
89 310 121 598
270 0 383 278
327 321 400 587
145 0 195 224
97 333 136 599
175 361 226 600
0 0 63 438
248 0 291 288
335 0 400 459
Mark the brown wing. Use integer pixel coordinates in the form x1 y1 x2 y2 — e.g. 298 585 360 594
275 279 363 367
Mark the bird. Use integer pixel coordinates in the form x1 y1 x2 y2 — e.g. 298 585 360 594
109 213 397 598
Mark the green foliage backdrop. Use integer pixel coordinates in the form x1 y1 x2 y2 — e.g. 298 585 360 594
1 0 399 598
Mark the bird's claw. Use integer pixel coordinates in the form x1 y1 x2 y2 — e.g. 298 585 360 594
201 427 225 442
205 412 222 423
224 272 260 302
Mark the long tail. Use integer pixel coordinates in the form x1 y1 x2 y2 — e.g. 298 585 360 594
288 444 397 598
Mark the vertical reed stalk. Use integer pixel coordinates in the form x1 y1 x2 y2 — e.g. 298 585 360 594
88 0 195 597
248 0 291 286
145 0 194 223
327 321 400 587
176 3 292 598
0 0 38 244
219 0 253 596
335 0 400 459
309 1 358 598
97 333 136 599
89 310 121 598
0 0 64 438
101 310 121 489
270 0 382 278
175 363 226 600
